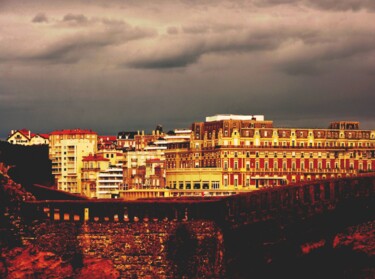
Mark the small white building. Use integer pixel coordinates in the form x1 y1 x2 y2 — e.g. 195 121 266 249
7 129 49 145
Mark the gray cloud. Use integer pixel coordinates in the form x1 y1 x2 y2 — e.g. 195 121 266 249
63 13 89 24
126 27 322 69
167 26 179 35
256 0 375 11
127 44 203 69
308 0 375 12
29 22 156 64
32 12 48 23
278 36 375 76
182 25 210 34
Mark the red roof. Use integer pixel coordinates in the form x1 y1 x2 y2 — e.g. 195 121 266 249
82 154 109 162
99 136 117 141
50 129 97 136
32 133 49 139
18 129 31 139
39 134 50 139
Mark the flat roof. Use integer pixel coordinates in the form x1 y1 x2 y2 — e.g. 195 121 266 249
206 114 265 122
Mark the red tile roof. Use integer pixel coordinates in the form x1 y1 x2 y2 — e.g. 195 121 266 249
38 134 50 139
50 129 97 136
82 154 109 162
18 129 31 139
99 136 117 141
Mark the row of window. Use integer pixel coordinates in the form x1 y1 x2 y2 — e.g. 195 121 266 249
170 181 220 190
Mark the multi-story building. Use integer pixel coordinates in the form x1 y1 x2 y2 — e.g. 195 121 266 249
165 115 375 192
144 159 166 188
123 145 166 189
97 163 123 198
81 154 110 198
117 126 165 151
49 129 97 193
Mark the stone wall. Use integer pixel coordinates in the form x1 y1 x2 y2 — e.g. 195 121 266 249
26 220 224 279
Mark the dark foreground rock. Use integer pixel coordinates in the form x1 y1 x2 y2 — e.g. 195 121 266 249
1 245 120 279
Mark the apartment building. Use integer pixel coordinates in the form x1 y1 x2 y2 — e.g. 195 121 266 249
49 129 97 193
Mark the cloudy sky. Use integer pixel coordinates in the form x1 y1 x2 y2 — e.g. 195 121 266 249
1 0 375 137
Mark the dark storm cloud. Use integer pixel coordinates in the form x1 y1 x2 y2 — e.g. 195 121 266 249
167 26 179 35
32 13 48 23
279 36 375 76
182 25 210 34
127 44 203 68
309 0 375 12
127 27 320 69
29 22 157 64
257 0 375 11
63 13 88 23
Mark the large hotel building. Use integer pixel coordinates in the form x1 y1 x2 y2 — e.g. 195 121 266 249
165 115 375 192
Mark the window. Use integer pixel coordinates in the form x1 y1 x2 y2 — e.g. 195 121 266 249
224 176 228 187
193 182 201 189
212 181 220 189
186 182 191 189
224 161 228 170
234 161 238 170
234 176 238 187
245 177 250 187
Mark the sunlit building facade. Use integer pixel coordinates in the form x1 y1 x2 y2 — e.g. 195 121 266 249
49 129 98 193
166 115 375 191
81 154 110 198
